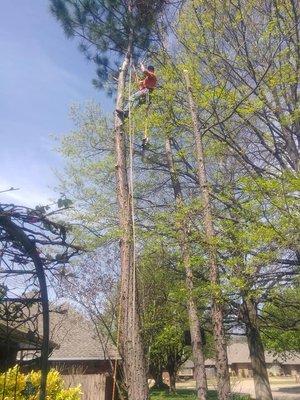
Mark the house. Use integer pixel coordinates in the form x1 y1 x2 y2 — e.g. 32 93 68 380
1 305 119 400
47 305 119 400
179 339 300 379
225 341 300 378
0 322 46 372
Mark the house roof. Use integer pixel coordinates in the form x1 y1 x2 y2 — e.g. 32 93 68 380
225 341 300 365
0 322 48 351
48 305 119 361
183 340 300 368
180 359 194 369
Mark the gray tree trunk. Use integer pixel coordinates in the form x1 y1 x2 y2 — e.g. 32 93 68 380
165 137 207 400
183 70 231 400
115 44 148 400
243 299 273 400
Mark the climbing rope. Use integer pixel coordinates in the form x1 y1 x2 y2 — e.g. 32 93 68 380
128 59 138 392
144 90 150 141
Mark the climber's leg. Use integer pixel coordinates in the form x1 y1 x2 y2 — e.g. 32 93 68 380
116 88 149 120
124 88 149 112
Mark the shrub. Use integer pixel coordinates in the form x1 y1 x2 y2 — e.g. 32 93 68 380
0 366 81 400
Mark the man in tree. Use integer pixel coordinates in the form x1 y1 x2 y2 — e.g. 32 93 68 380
116 63 157 119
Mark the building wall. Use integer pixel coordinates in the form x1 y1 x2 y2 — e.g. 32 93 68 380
64 373 108 400
282 364 300 376
231 362 300 377
178 367 193 379
231 363 253 378
205 367 216 379
50 360 114 400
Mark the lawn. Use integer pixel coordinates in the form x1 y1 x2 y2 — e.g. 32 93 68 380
150 389 251 400
149 389 216 399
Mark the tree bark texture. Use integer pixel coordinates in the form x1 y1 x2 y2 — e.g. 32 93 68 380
183 70 231 400
114 45 148 400
165 137 207 400
243 299 273 400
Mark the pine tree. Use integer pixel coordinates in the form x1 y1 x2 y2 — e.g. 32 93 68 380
50 1 169 399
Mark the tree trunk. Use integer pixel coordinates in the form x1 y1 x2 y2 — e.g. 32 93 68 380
183 70 231 400
243 299 273 400
165 137 207 400
154 369 168 389
168 369 177 394
115 44 148 400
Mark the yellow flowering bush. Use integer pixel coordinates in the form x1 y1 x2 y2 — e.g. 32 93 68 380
0 366 81 400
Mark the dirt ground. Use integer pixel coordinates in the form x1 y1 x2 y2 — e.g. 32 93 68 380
176 376 300 399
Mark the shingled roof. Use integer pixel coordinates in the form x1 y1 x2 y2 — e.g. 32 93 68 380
49 305 119 361
0 322 44 350
204 340 300 366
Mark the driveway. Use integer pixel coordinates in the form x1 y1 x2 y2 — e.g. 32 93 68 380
231 377 300 399
177 377 300 399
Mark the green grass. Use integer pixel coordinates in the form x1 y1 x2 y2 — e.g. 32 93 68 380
150 389 252 400
150 389 215 399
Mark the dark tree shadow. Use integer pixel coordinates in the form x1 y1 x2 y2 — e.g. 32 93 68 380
277 386 300 394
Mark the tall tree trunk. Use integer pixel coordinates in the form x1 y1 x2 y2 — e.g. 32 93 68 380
165 138 207 400
242 299 273 400
115 44 148 400
183 70 231 400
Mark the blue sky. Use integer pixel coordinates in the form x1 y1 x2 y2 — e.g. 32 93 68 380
0 1 113 206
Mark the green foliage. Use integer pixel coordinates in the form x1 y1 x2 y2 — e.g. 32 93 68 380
141 244 192 374
262 287 300 354
0 367 81 400
55 102 118 249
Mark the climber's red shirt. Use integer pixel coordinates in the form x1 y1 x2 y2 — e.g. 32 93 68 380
139 69 157 90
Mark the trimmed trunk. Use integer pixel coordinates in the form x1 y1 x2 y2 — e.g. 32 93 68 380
183 70 231 400
115 45 148 400
165 138 207 400
243 299 273 400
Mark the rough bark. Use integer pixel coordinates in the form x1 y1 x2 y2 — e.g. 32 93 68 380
165 137 207 400
243 299 273 400
183 70 231 400
115 43 148 400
